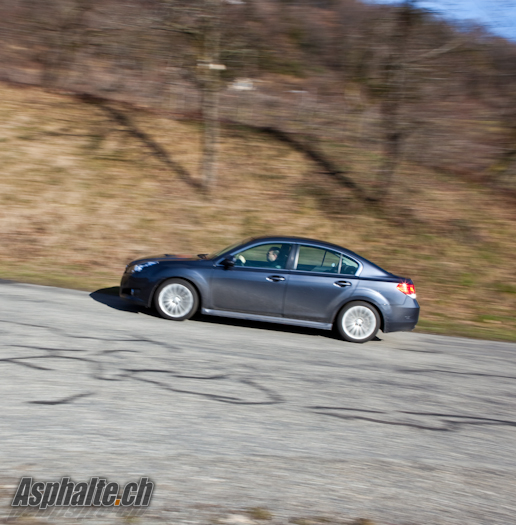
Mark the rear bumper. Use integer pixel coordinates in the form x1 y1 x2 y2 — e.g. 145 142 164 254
384 304 420 333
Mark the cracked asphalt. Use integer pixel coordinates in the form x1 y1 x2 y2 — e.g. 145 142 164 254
1 281 516 525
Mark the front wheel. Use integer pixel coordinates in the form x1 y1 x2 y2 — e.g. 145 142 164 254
336 301 380 343
154 278 199 321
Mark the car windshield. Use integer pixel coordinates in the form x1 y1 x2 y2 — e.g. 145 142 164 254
207 237 255 259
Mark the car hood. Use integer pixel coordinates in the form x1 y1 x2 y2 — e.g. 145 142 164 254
130 254 202 265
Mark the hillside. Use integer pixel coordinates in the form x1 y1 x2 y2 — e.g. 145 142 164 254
1 82 515 341
3 0 516 187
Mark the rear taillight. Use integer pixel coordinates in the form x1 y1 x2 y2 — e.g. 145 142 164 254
397 282 416 299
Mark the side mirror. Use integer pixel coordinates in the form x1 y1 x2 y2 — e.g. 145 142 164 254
222 255 236 268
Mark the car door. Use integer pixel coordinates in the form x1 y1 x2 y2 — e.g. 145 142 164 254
283 244 360 323
210 242 293 316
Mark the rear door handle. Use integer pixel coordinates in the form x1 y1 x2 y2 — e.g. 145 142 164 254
334 280 351 287
266 275 285 282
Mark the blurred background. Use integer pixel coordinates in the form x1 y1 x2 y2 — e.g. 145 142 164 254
0 0 515 340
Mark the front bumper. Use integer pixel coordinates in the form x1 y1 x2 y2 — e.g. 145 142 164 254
119 273 155 306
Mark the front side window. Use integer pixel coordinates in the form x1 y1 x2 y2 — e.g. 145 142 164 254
233 243 293 269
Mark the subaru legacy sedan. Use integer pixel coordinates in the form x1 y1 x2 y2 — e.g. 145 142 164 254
120 236 419 343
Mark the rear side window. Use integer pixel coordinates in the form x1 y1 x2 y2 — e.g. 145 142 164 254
296 245 359 275
296 246 341 273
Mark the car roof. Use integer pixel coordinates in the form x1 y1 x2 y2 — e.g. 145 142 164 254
243 235 356 255
237 236 392 277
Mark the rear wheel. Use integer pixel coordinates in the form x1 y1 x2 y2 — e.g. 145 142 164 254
154 278 198 321
336 301 380 343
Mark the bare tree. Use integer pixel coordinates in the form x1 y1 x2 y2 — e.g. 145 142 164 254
342 0 467 202
477 40 516 186
374 0 415 201
199 0 222 190
26 0 96 88
152 0 223 190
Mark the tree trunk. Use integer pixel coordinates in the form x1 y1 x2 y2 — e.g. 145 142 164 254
200 0 222 191
201 68 221 190
375 0 414 201
41 1 92 90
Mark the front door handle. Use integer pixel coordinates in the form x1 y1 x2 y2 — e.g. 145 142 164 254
266 275 285 282
334 280 351 287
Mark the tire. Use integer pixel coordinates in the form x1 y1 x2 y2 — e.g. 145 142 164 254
336 301 380 343
154 278 199 321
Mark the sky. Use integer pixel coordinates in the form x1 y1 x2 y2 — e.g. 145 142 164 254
364 0 516 41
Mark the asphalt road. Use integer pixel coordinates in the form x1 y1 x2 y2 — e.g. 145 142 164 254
1 281 515 525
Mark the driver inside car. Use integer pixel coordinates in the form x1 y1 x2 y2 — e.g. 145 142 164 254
266 247 280 266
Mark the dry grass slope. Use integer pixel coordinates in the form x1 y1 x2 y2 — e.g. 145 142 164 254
0 83 515 341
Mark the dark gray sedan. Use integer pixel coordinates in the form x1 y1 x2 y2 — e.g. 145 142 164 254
120 236 419 343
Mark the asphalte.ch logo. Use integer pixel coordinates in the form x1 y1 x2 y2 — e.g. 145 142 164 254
11 477 154 510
